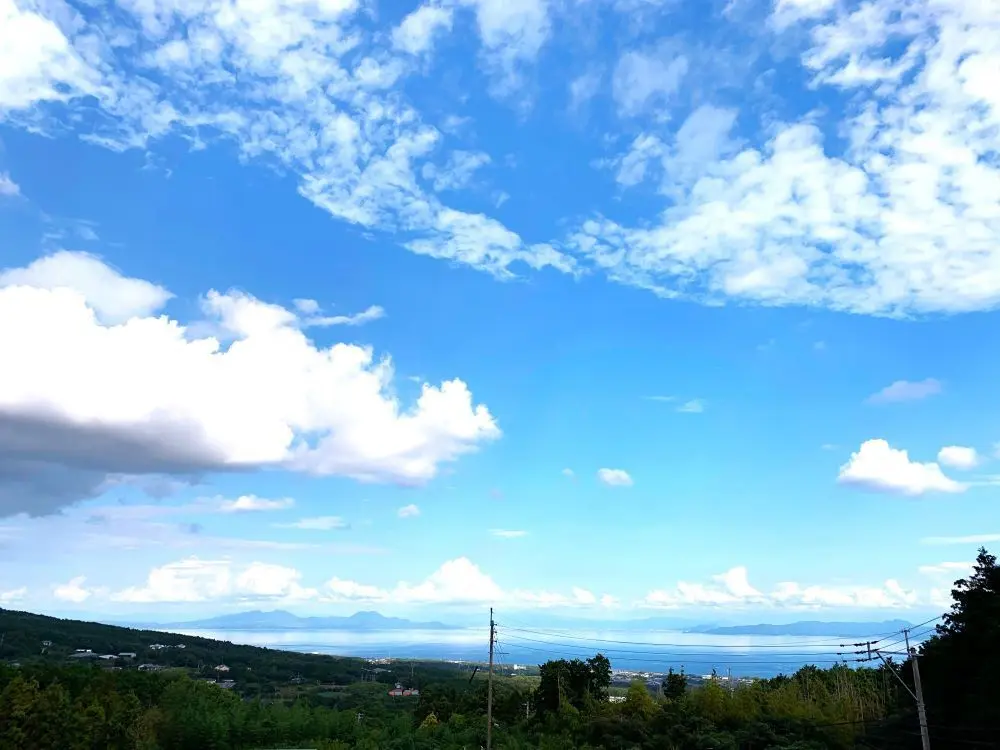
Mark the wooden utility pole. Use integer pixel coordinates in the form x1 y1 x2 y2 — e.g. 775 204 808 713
870 630 930 750
911 652 931 750
487 608 495 750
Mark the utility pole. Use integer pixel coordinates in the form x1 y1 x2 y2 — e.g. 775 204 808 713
867 630 930 750
904 629 931 750
487 608 495 750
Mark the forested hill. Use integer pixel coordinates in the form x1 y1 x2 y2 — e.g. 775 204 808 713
0 606 371 684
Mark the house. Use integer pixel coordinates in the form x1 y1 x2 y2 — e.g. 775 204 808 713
387 683 420 697
138 663 163 671
150 644 167 651
119 652 136 659
98 654 117 661
215 664 230 673
74 648 92 653
41 641 52 647
69 652 98 660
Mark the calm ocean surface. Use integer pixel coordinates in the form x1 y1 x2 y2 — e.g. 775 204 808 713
167 628 888 678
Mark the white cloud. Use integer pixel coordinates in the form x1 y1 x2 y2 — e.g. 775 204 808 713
397 503 420 518
676 399 705 413
0 252 499 515
423 150 492 192
325 577 388 602
838 439 966 496
921 533 1000 545
866 379 942 404
302 304 386 327
937 446 979 470
53 575 92 603
569 0 1000 316
112 557 315 603
612 106 740 193
918 561 972 576
234 562 316 599
460 0 551 95
561 467 575 479
642 565 920 609
597 468 633 487
321 557 614 608
113 558 233 603
392 4 454 56
275 516 349 530
219 496 295 513
0 172 20 197
0 586 26 603
293 299 322 316
491 528 526 538
5 0 1000 318
0 0 101 112
568 70 602 112
612 46 689 117
0 251 172 324
394 557 504 604
771 0 837 30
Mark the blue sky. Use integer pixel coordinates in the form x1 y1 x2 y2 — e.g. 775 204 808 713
0 0 998 623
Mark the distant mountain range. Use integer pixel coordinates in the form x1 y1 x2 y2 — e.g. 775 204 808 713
146 610 915 638
161 610 457 631
689 620 915 637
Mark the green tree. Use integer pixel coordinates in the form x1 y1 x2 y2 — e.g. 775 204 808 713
918 547 1000 742
662 668 688 700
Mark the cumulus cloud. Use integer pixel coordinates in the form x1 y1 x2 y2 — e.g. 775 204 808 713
838 439 966 496
53 575 92 603
321 557 618 609
937 446 979 470
866 379 942 404
597 468 633 487
642 565 920 609
111 557 315 603
0 252 499 516
0 250 172 324
491 528 526 538
397 504 420 518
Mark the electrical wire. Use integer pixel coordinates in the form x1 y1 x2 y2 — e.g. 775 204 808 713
499 640 862 666
498 623 884 649
499 630 856 659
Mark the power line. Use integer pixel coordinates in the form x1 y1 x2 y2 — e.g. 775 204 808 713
500 640 862 666
499 630 855 659
498 623 884 649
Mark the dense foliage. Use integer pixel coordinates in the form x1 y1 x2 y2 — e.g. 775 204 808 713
1 547 997 748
